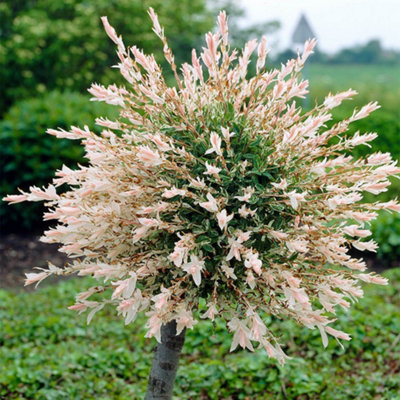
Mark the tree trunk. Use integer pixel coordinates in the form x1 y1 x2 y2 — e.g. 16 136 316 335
145 320 186 400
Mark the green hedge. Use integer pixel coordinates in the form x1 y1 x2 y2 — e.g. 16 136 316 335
0 91 117 233
371 212 400 261
330 109 400 166
329 105 400 260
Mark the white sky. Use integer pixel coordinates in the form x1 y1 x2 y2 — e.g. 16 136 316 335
241 0 400 53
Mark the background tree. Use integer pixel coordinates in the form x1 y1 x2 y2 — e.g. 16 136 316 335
0 0 214 116
0 0 281 117
329 39 400 65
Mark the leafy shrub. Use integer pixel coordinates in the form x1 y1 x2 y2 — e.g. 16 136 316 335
6 12 398 369
328 108 400 257
331 108 400 162
371 211 400 261
0 91 117 233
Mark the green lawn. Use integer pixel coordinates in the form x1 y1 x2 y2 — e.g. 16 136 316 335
308 64 400 113
1 268 400 400
309 64 400 89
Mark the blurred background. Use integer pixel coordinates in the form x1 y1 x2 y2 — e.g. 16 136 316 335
0 1 399 398
1 0 399 263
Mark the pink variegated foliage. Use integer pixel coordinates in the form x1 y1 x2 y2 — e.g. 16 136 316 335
4 9 400 364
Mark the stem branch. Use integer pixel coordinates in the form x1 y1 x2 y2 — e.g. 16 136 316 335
145 320 186 400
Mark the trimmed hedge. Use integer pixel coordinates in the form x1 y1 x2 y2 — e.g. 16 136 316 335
371 212 400 261
0 91 117 233
329 106 400 260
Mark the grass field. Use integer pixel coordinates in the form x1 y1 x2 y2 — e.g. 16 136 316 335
308 64 400 113
1 268 400 400
309 64 400 89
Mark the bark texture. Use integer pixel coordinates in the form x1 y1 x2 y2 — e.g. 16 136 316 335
145 320 186 400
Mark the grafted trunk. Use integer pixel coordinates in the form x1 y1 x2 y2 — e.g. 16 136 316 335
145 320 186 400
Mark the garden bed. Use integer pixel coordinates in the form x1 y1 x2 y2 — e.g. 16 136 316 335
0 234 70 290
0 233 398 290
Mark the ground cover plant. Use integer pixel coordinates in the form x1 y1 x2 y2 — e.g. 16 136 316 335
3 8 400 399
1 268 399 399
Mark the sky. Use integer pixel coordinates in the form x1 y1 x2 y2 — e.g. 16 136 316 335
241 0 400 54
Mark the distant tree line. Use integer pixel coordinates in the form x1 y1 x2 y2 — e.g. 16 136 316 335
275 39 400 66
